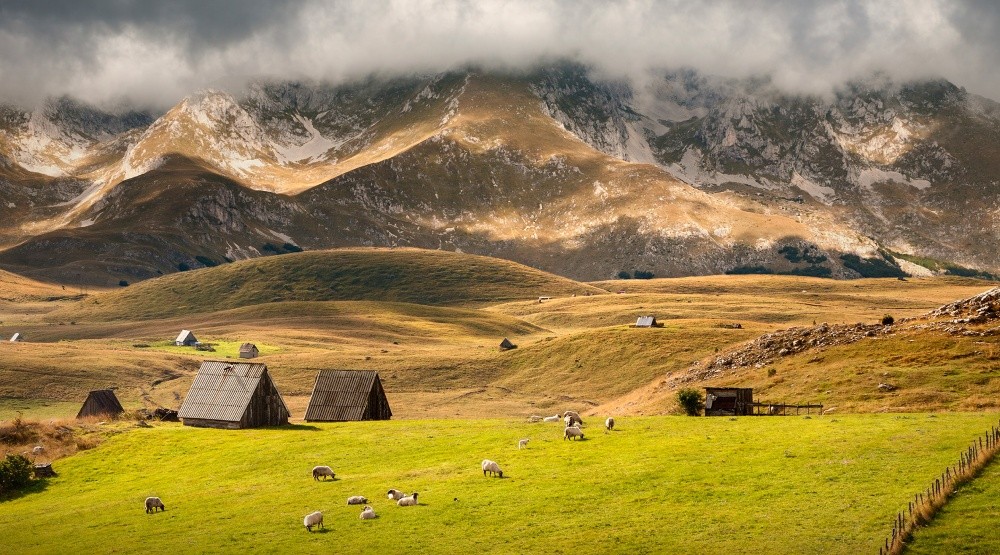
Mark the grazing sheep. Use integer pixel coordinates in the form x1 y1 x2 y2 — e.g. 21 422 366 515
527 415 543 423
397 492 418 506
542 414 561 423
482 459 503 478
359 505 377 520
564 426 584 441
347 496 368 505
31 446 44 456
303 511 324 532
144 497 165 513
564 411 583 426
518 438 529 449
387 489 405 500
605 417 615 431
312 466 335 481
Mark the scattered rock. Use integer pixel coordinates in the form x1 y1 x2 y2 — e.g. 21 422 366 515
878 383 897 392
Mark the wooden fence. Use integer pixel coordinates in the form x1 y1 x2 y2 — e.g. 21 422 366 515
748 402 824 416
879 420 1000 555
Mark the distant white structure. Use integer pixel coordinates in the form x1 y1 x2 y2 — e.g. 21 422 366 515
175 330 198 346
10 332 22 342
635 316 659 328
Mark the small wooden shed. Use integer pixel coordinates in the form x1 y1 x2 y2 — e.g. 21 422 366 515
177 361 289 429
704 387 753 417
239 343 259 359
635 316 662 328
304 370 392 422
499 337 517 351
175 329 198 346
10 332 22 342
77 389 125 419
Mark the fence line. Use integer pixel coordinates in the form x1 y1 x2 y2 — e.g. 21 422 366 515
879 419 1000 555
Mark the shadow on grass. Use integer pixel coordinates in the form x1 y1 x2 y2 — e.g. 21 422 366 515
0 478 50 503
261 424 322 432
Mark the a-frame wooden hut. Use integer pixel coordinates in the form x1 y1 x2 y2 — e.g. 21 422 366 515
175 329 198 346
177 361 290 429
304 370 392 422
77 389 125 419
499 337 517 351
238 343 259 359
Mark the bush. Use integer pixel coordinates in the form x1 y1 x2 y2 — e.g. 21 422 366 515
261 243 281 254
726 266 774 275
282 243 303 253
616 271 632 279
195 255 218 267
677 388 704 416
767 368 778 377
177 262 190 272
881 314 895 326
633 270 655 279
0 454 33 494
118 280 129 287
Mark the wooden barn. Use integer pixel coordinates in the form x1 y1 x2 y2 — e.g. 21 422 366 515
177 361 289 429
704 387 753 417
239 343 259 359
304 370 392 422
77 389 125 419
499 337 517 351
175 329 198 346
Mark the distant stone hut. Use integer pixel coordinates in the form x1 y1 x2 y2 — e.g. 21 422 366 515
175 329 198 346
9 332 22 342
304 370 392 422
704 387 753 417
177 361 289 429
239 343 259 359
634 316 662 328
499 337 517 351
77 389 125 419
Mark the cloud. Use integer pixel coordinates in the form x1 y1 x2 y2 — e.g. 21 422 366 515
1 0 998 109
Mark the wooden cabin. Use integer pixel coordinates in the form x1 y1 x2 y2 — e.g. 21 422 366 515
175 329 198 346
499 337 517 351
77 389 125 419
238 343 259 359
177 361 289 429
304 370 392 422
704 387 753 417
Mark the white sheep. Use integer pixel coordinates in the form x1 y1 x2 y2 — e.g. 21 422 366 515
359 505 377 520
482 459 503 478
518 438 529 449
605 417 615 431
564 426 584 441
304 511 324 532
564 411 583 426
386 489 405 500
144 497 165 513
31 446 44 456
312 466 335 481
347 495 368 505
397 492 418 506
542 414 561 423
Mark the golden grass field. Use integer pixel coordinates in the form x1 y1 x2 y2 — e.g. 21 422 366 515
1 249 997 423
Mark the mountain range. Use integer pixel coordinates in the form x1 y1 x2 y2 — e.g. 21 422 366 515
1 63 998 286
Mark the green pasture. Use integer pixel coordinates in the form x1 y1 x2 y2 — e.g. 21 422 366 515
141 340 280 359
2 414 998 554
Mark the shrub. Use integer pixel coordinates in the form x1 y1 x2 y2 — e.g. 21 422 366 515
177 262 190 272
118 280 129 287
839 253 906 278
677 388 704 416
633 270 655 279
767 368 778 377
261 243 281 254
881 314 895 326
0 454 33 494
195 255 218 267
282 243 303 253
616 271 632 279
726 266 774 275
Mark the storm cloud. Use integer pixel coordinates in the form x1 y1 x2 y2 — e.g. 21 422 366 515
1 0 999 108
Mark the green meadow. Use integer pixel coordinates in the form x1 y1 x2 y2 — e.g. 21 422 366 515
2 414 997 554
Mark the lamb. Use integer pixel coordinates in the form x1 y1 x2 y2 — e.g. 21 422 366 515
482 459 503 478
518 438 529 449
144 497 165 513
605 417 615 431
397 492 418 506
564 426 584 441
312 466 335 481
542 414 561 423
386 489 406 500
347 495 368 505
359 505 377 520
564 411 583 426
303 511 324 532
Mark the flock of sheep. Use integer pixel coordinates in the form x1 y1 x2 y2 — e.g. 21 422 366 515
143 410 618 533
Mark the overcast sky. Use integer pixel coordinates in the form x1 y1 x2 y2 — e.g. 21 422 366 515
1 0 998 108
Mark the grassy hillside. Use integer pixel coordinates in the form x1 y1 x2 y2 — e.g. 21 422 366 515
1 415 997 554
49 248 605 321
906 456 1000 554
0 268 76 301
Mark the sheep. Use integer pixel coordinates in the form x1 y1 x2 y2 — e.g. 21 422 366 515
387 489 406 501
564 426 584 441
144 497 165 513
347 496 368 505
482 459 503 478
397 492 418 506
542 414 561 423
312 466 335 481
359 505 377 520
518 438 529 450
31 446 44 456
605 417 615 432
564 411 583 426
303 511 324 532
